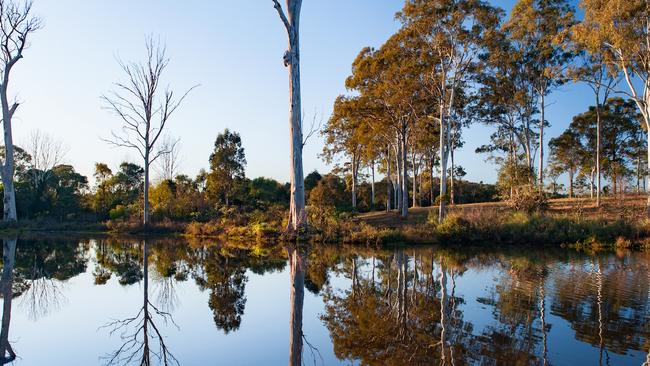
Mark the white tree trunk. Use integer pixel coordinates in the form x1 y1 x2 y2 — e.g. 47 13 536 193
395 142 403 214
287 247 305 366
538 92 545 193
351 156 357 209
596 104 601 207
450 143 455 205
386 148 391 212
275 0 306 232
438 107 449 223
400 135 408 217
0 87 17 222
370 162 375 209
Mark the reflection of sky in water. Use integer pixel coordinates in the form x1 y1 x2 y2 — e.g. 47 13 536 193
10 266 345 366
4 241 650 366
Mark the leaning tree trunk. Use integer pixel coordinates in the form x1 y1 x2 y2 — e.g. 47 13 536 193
274 0 306 232
287 247 305 366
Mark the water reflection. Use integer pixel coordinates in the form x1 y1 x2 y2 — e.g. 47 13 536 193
287 245 306 366
0 239 16 364
0 238 649 365
102 240 178 366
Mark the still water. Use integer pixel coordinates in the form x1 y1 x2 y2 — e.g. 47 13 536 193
0 236 649 366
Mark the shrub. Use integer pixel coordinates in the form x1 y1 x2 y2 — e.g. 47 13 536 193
109 205 127 220
507 188 548 213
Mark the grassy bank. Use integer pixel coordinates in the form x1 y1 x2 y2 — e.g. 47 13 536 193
1 196 648 249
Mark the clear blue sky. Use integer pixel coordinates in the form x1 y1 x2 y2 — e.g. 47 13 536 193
11 0 593 185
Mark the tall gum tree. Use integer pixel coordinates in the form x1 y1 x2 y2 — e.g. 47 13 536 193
272 0 307 232
398 0 500 222
0 0 40 222
344 38 425 218
566 48 618 207
504 0 575 193
574 0 650 215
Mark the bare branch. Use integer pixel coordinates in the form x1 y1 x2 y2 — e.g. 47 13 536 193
271 0 291 34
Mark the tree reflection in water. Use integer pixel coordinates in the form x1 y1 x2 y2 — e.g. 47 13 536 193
1 238 649 365
0 239 17 364
319 247 650 365
102 240 179 366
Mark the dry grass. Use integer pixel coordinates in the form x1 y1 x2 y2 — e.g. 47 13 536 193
356 195 647 229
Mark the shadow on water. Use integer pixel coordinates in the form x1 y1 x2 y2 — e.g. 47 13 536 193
1 236 650 365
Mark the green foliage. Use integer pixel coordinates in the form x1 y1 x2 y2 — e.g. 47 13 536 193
308 174 351 213
109 205 127 220
206 129 246 206
496 161 534 198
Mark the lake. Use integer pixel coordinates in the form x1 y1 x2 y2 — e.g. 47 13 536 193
0 236 649 365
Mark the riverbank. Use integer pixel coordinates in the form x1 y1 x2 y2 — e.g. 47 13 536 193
1 196 648 249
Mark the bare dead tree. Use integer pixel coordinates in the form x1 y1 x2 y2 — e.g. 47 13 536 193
24 129 68 187
154 135 181 181
0 0 41 222
272 0 307 233
102 37 196 227
102 241 179 366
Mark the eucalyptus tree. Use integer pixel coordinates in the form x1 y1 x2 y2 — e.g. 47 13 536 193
398 0 500 221
548 130 583 198
271 0 307 232
344 33 426 218
476 26 540 175
102 38 194 227
322 96 368 209
504 0 575 192
0 0 40 222
565 98 643 197
575 0 650 214
566 49 618 206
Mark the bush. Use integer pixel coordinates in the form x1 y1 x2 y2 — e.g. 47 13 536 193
434 214 471 239
507 189 548 213
109 205 127 220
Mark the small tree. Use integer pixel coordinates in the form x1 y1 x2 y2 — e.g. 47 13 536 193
206 129 246 207
548 130 582 198
0 0 41 221
102 37 195 226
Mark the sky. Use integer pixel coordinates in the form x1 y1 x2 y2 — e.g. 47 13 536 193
10 0 596 185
